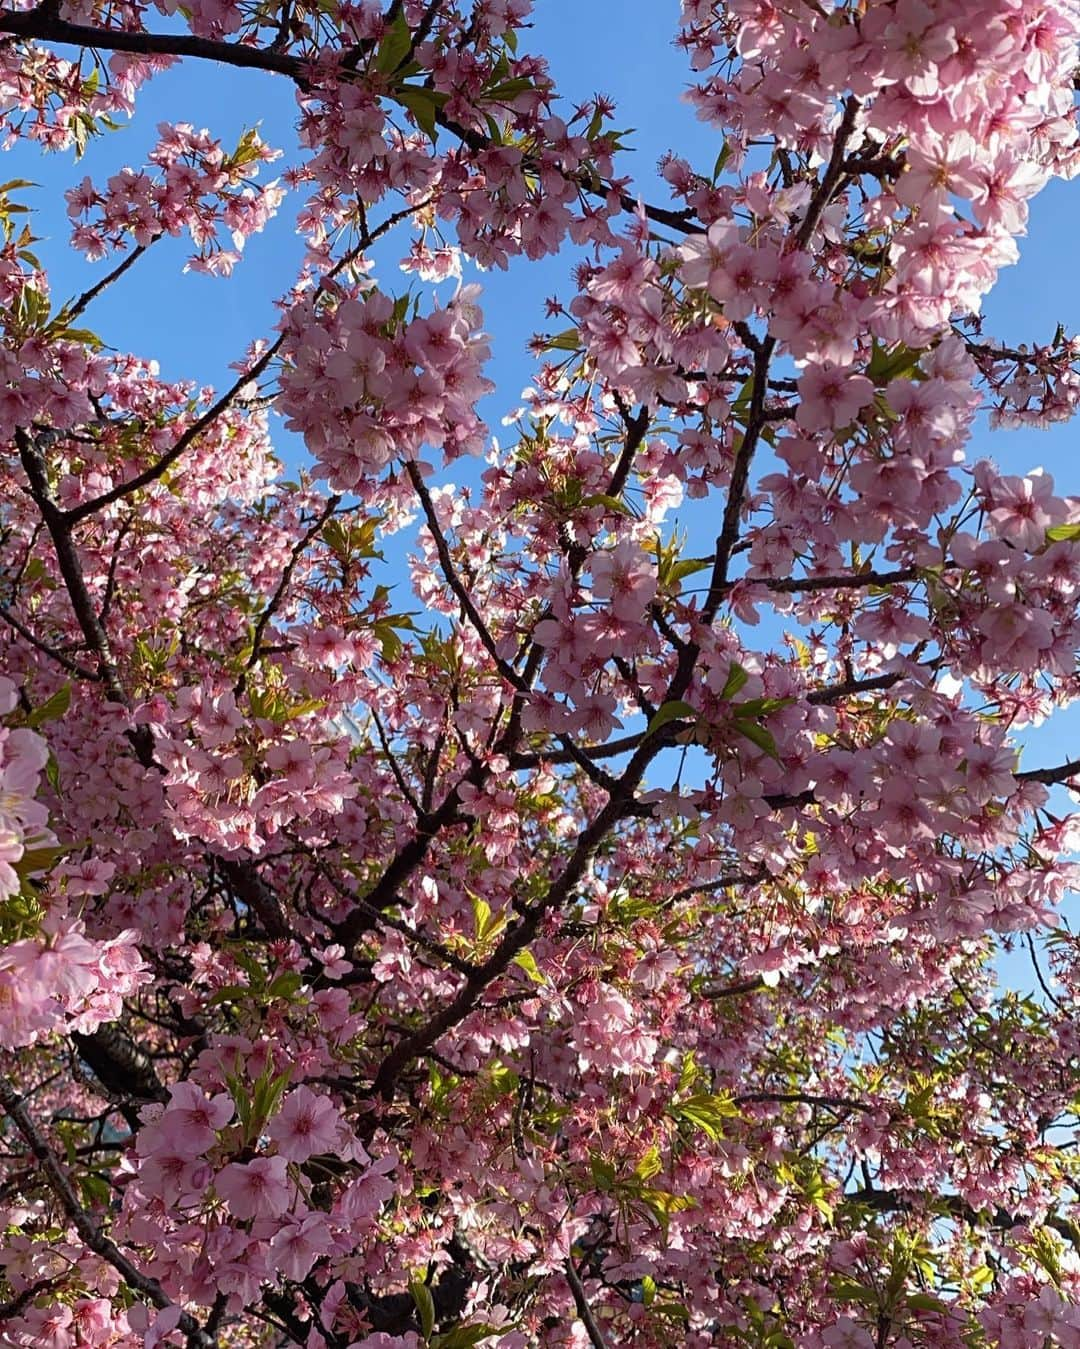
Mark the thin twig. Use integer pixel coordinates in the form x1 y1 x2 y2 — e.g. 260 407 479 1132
0 601 102 680
0 1075 216 1349
64 241 153 323
67 202 421 526
235 495 340 697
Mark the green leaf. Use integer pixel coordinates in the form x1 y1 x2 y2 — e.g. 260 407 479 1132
732 717 781 762
432 1325 503 1349
637 1187 696 1238
16 843 66 878
471 893 507 945
634 1145 662 1182
20 557 46 586
867 340 925 386
652 1301 690 1324
79 1172 112 1208
206 983 252 1008
669 1091 741 1141
374 11 412 72
26 683 70 728
392 85 447 142
590 1153 616 1190
251 1066 292 1128
580 493 632 516
410 1281 436 1341
733 696 794 717
831 1278 879 1306
544 328 580 352
267 970 304 1000
485 77 534 103
511 950 545 984
645 700 696 737
677 1052 700 1094
731 375 756 417
906 1293 952 1314
719 662 749 700
45 751 61 794
374 621 403 661
1046 523 1080 542
54 325 104 350
666 556 712 584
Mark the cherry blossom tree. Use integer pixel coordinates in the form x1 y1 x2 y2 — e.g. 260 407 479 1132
3 0 1080 1345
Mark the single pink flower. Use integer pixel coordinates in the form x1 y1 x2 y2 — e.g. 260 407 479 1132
216 1155 291 1220
268 1085 342 1163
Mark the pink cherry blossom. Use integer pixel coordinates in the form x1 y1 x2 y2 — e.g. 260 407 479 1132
268 1086 342 1163
2 0 1080 1345
216 1155 291 1221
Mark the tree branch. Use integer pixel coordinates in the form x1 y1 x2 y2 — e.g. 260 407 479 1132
564 1259 611 1349
235 495 340 698
63 241 153 323
0 9 301 75
0 1075 216 1349
369 732 661 1098
0 600 102 680
66 205 419 527
1016 758 1080 785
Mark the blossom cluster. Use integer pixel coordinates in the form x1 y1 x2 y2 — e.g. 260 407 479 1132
3 0 1080 1345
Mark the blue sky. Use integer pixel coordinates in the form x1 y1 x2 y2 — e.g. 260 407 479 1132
16 0 1078 487
9 0 1080 978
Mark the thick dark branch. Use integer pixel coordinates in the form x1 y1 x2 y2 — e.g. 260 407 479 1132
66 209 415 527
0 9 301 74
316 862 479 977
700 976 767 999
509 674 905 773
219 857 289 939
402 0 443 67
1016 758 1080 785
704 338 775 618
606 400 650 502
667 867 769 906
806 672 902 705
0 1278 60 1321
757 567 918 595
406 459 620 794
795 96 860 250
63 332 288 525
734 1090 874 1114
15 430 128 705
72 1025 168 1106
369 734 660 1098
845 1187 1080 1250
564 1260 611 1349
0 9 700 240
334 774 475 948
701 103 859 621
